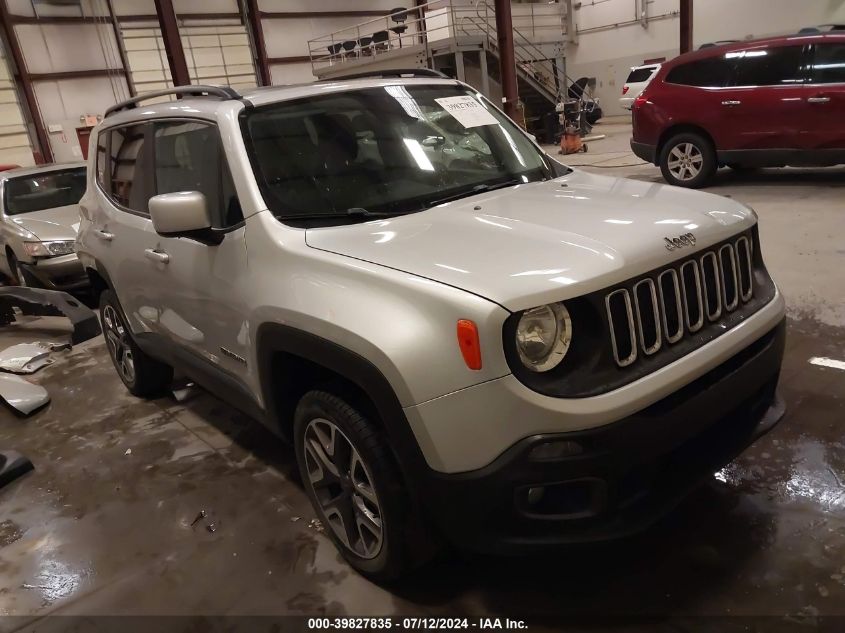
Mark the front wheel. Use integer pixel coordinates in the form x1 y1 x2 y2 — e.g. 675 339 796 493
294 390 433 581
659 133 716 188
99 290 173 397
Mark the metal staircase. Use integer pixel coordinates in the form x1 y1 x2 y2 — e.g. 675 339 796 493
308 1 575 132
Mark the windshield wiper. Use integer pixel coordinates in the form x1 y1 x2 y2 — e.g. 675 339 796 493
281 207 398 221
425 178 533 208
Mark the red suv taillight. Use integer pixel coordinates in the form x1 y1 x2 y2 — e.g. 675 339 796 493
633 95 648 109
622 85 629 95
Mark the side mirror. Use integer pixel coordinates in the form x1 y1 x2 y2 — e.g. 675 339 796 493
148 191 220 244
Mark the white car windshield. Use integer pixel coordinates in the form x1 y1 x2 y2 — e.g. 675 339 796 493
4 167 86 216
242 84 556 223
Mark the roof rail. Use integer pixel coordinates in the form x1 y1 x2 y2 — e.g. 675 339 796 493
323 68 451 81
104 85 241 118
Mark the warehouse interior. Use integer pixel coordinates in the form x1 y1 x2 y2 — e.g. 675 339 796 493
0 0 844 626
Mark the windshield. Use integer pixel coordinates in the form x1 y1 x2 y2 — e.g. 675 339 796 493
3 167 86 216
242 84 554 223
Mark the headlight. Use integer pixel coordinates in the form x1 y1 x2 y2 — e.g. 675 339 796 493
23 240 75 257
515 302 572 372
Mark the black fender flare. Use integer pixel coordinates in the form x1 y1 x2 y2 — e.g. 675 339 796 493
255 322 430 486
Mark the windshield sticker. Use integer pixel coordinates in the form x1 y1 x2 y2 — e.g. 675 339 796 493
434 96 499 128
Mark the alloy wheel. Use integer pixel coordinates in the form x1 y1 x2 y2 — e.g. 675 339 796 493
303 418 384 559
102 304 136 384
667 142 703 181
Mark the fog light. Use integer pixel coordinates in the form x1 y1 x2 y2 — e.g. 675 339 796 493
526 487 545 505
529 440 583 462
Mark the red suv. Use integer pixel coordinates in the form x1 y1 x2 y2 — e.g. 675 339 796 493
631 33 845 188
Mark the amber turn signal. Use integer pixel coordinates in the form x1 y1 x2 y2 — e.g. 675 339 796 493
456 319 482 370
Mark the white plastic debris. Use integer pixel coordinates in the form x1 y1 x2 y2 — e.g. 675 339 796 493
124 448 132 456
0 373 50 415
0 342 54 374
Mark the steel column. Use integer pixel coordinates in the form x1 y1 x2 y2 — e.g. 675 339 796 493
493 0 518 119
680 0 693 54
0 0 52 163
454 51 465 82
154 0 190 86
242 0 270 86
479 50 490 97
106 0 135 96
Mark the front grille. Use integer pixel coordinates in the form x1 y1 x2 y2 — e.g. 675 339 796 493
605 234 755 367
502 225 775 399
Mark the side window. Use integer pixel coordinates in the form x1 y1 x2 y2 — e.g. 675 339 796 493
728 46 804 86
108 125 151 214
810 43 845 84
665 58 733 87
152 121 243 228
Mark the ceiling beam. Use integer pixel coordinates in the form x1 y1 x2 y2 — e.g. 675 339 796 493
29 69 127 81
259 10 389 19
0 2 52 163
5 12 243 24
266 56 311 65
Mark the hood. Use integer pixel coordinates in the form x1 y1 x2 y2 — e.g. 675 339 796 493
305 170 756 311
10 204 81 241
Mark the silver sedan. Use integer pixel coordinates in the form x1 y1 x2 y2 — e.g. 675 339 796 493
0 163 88 290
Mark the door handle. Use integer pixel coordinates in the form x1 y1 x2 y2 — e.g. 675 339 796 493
144 248 170 264
807 96 830 103
721 100 741 106
94 229 114 241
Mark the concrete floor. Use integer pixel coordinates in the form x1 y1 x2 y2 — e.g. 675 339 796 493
1 117 844 622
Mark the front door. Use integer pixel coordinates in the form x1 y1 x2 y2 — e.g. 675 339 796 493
145 119 252 386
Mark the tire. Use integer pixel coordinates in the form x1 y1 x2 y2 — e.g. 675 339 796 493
659 132 716 188
294 390 432 581
99 289 173 398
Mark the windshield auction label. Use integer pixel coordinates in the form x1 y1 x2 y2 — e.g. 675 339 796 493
434 96 499 128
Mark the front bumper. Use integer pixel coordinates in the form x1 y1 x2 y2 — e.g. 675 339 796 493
20 253 88 290
410 319 786 553
631 140 657 164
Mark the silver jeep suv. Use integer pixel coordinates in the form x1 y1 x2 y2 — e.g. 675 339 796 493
77 74 786 580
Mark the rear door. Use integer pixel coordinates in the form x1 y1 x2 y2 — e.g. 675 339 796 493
86 123 161 334
716 43 809 151
803 40 845 151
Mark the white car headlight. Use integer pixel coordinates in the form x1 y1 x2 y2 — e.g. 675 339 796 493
515 302 572 372
23 240 75 258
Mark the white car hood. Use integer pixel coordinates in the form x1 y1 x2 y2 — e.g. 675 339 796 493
9 204 80 241
305 170 756 311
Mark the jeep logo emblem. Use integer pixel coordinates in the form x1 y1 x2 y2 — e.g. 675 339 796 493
664 232 696 251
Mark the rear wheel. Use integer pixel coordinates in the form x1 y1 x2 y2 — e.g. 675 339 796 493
99 290 172 397
294 390 432 581
659 132 716 188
